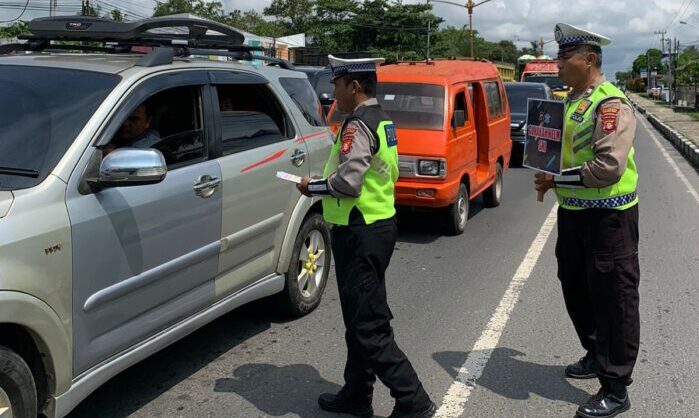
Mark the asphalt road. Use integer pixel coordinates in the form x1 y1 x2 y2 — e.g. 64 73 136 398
66 115 699 418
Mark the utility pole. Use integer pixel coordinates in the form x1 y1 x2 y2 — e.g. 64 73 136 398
426 0 494 58
539 37 545 56
426 18 431 61
50 0 57 17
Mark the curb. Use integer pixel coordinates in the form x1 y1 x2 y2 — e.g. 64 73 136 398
628 97 699 170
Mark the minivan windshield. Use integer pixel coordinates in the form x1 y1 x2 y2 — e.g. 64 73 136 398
505 86 546 114
328 83 445 130
0 66 119 190
524 75 566 90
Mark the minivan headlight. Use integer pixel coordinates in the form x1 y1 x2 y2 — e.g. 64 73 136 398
418 159 446 177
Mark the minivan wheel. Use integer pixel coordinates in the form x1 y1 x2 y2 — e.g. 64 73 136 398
445 183 469 235
0 346 37 418
280 212 331 317
483 162 503 208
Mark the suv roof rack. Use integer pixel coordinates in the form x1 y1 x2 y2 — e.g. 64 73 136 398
1 14 296 70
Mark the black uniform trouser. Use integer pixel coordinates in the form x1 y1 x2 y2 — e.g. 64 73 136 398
331 218 431 410
556 205 641 386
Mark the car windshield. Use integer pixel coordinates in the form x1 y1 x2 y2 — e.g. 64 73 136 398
377 83 445 130
327 83 445 130
0 66 119 190
524 75 565 90
505 86 546 114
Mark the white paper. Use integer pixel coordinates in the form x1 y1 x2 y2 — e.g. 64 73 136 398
276 171 303 184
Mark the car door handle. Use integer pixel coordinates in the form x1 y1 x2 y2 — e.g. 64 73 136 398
193 175 220 198
290 149 307 167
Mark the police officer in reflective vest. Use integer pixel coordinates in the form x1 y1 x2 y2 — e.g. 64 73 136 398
535 24 640 418
297 55 436 418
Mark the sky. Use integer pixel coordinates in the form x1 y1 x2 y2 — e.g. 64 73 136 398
2 0 698 78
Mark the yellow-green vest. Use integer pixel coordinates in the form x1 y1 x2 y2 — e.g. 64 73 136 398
555 81 639 210
322 106 399 226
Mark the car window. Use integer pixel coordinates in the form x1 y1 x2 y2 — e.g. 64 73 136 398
505 86 546 114
376 83 445 130
454 91 468 124
279 77 325 127
484 81 504 119
216 84 294 156
108 86 206 169
524 75 565 90
0 66 119 191
315 72 334 97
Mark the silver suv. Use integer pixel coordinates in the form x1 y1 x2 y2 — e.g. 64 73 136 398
0 15 333 418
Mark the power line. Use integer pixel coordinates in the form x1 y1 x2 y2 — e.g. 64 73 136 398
666 0 692 31
0 0 31 23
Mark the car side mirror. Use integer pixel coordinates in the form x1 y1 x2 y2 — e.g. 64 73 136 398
319 93 334 105
452 110 466 128
96 148 167 187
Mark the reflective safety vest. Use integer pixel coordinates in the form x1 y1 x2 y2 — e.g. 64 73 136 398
322 105 399 226
555 82 639 210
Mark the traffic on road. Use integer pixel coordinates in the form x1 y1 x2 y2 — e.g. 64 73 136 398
0 7 697 418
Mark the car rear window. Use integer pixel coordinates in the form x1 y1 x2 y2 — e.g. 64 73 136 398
279 77 325 127
524 75 565 90
505 86 546 114
0 66 119 190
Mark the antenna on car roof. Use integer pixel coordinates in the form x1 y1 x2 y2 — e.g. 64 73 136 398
1 14 296 70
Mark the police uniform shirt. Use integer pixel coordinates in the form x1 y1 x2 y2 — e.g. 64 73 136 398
566 76 636 189
326 98 380 198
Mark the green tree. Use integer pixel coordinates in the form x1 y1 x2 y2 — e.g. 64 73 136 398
264 0 314 34
632 48 664 75
109 9 124 22
676 45 699 85
0 21 29 39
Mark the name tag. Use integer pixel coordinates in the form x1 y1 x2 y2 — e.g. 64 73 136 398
385 124 398 147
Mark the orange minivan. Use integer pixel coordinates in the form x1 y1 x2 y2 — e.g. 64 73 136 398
327 59 512 235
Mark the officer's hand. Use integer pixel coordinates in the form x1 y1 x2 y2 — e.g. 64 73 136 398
297 177 313 197
534 172 555 193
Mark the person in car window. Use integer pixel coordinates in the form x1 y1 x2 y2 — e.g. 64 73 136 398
104 103 160 155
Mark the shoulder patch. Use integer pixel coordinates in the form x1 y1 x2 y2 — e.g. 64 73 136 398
341 126 357 154
599 102 620 134
385 123 397 147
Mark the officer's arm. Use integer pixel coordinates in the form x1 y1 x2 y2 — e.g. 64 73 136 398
553 99 636 189
306 120 375 198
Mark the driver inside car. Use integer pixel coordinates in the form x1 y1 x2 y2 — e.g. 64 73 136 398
104 103 160 155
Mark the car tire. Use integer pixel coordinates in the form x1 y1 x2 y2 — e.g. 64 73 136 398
445 183 469 236
483 162 503 208
279 212 331 317
0 345 37 418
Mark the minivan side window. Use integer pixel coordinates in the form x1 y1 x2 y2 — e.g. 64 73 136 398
454 91 468 124
279 77 325 127
484 81 504 119
216 84 294 156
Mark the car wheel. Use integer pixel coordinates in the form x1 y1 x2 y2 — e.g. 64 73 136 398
483 162 503 208
0 345 37 418
445 183 469 236
280 212 331 317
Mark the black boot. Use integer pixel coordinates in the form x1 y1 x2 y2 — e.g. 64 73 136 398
388 401 437 418
576 382 630 418
565 355 599 379
318 393 374 418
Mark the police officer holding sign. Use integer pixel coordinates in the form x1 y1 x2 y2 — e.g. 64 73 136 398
535 24 640 418
297 55 436 418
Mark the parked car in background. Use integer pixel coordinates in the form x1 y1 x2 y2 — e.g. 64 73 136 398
0 15 334 418
328 59 512 235
504 82 553 166
295 65 335 115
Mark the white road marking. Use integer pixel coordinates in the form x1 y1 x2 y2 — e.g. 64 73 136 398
638 116 699 205
435 203 559 418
